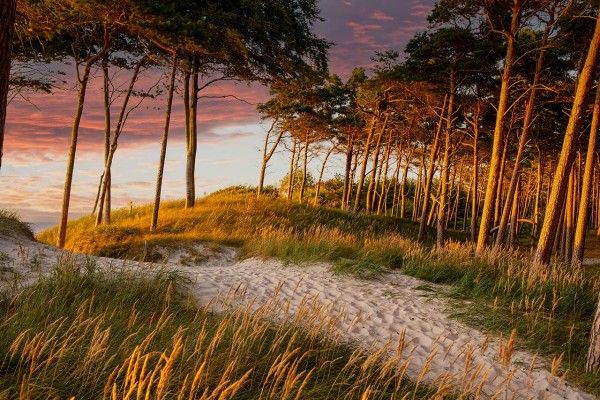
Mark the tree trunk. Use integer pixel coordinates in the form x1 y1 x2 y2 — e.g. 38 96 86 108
586 292 600 373
377 130 394 214
563 167 575 262
534 10 600 266
353 114 379 214
476 6 521 254
95 57 145 226
314 145 335 205
418 95 448 242
257 119 283 198
437 85 455 248
366 114 389 213
532 151 543 238
151 53 178 231
496 25 550 248
341 134 354 209
0 0 16 171
287 139 297 200
186 56 199 208
300 130 309 202
572 83 600 266
57 26 111 248
102 58 111 224
508 177 519 249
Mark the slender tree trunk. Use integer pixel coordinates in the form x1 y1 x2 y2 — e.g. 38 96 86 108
347 148 360 207
419 95 448 242
151 53 178 231
437 85 455 248
496 27 550 248
377 131 394 214
0 0 16 171
96 57 145 226
572 83 600 266
508 177 520 249
400 152 411 219
476 6 521 254
535 10 600 266
257 119 283 198
353 114 379 214
341 134 354 209
471 122 480 243
186 56 199 208
102 58 111 224
300 130 309 202
366 115 389 213
315 145 335 205
532 152 543 238
57 26 111 248
287 139 297 200
564 166 575 261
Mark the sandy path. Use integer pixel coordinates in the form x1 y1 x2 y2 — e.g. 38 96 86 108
0 235 597 400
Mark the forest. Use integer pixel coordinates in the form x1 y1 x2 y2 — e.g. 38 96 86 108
3 0 600 398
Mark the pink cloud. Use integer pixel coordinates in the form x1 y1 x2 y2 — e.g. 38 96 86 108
371 10 395 21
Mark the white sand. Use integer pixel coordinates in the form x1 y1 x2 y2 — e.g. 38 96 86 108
0 234 597 400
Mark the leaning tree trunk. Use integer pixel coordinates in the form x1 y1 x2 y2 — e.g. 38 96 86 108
257 119 284 198
437 84 455 248
186 56 199 208
572 82 600 266
314 144 336 205
287 139 297 200
587 292 600 373
366 115 389 213
151 53 178 231
57 26 110 248
95 58 145 226
353 114 379 214
495 24 550 248
418 95 448 242
476 8 520 254
102 58 111 224
300 130 309 202
534 10 600 266
341 133 354 210
0 0 16 171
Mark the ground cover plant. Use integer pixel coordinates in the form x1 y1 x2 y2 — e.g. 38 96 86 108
37 187 600 394
0 257 462 399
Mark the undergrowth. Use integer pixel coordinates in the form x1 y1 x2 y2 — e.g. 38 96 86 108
0 259 453 399
36 186 600 394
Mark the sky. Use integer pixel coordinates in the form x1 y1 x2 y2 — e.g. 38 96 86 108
1 0 434 228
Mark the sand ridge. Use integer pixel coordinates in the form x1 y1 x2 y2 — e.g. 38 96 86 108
0 235 596 400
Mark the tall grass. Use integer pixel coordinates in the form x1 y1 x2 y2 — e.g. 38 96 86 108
0 211 34 240
0 259 462 399
36 187 600 393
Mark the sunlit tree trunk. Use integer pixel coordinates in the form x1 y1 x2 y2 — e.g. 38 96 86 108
563 167 575 261
476 4 521 254
151 53 178 231
96 57 145 227
341 134 354 209
572 83 600 266
300 130 310 202
532 151 543 238
257 119 284 198
366 114 389 213
57 25 111 248
0 0 16 171
287 139 297 200
535 10 600 266
314 144 335 205
376 130 393 214
437 85 454 248
418 95 448 242
508 177 519 249
92 57 111 218
353 114 379 214
186 56 199 208
400 150 412 219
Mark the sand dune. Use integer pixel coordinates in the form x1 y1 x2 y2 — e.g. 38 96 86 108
0 235 596 400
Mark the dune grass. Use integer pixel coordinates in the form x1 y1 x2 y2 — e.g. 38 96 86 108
0 211 34 241
0 258 458 399
36 186 600 393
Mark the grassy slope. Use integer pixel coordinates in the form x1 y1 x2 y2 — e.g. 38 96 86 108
0 262 450 399
37 187 600 393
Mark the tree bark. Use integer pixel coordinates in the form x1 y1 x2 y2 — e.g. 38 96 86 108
95 57 145 226
572 83 600 266
0 0 16 171
534 10 600 266
57 25 111 248
151 53 178 231
314 144 335 205
418 95 448 242
300 130 309 202
586 291 600 373
341 134 354 209
186 56 199 208
476 3 521 254
366 114 389 213
257 119 284 197
437 86 455 248
353 114 379 214
287 139 297 200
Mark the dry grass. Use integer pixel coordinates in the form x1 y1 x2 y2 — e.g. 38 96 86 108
35 187 600 393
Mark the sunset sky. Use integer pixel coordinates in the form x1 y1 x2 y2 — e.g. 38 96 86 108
2 0 434 228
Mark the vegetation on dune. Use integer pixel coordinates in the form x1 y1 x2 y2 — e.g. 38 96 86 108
0 260 456 399
37 188 600 393
0 210 34 240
